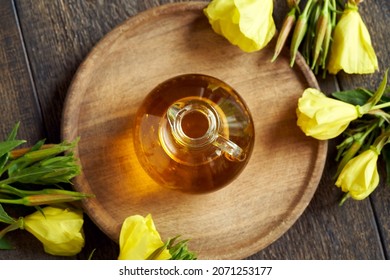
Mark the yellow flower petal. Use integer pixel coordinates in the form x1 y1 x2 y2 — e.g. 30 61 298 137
335 149 379 200
296 88 359 140
24 207 84 256
118 214 171 260
204 0 276 52
327 4 378 74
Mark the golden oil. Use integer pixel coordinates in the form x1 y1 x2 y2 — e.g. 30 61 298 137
133 74 254 194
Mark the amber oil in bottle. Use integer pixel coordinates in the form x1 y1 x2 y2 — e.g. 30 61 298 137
133 74 254 194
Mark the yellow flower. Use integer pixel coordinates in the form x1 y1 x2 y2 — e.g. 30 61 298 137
118 214 171 260
23 206 84 256
335 148 380 200
296 88 360 140
204 0 276 52
327 3 378 74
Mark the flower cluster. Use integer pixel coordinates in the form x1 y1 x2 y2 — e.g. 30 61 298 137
0 123 195 259
274 0 378 75
204 0 378 75
0 123 90 255
297 70 390 203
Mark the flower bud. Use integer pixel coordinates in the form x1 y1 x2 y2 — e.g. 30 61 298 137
327 2 378 74
312 0 330 68
23 206 84 256
335 147 379 200
290 15 308 66
22 193 89 206
204 0 275 52
296 88 360 140
320 17 332 69
118 214 171 260
290 0 314 66
272 8 296 62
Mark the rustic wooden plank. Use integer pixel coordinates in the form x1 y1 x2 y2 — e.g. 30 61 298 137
0 0 65 260
12 0 387 260
335 0 390 259
0 1 43 140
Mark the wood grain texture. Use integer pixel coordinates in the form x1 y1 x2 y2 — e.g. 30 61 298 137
0 1 43 141
0 0 387 259
0 0 65 260
335 0 390 259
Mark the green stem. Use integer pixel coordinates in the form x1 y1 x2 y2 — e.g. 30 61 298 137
335 120 380 178
371 102 390 110
339 192 350 206
358 69 389 114
330 0 337 26
0 198 26 205
0 184 25 197
2 185 91 197
0 218 24 239
372 131 390 152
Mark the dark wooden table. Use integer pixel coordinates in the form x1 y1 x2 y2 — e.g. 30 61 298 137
1 0 389 260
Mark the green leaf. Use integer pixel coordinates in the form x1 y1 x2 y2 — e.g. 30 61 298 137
0 154 9 173
4 139 80 184
332 89 372 106
5 154 81 185
28 139 46 153
0 204 16 224
6 122 20 141
0 140 26 159
147 236 197 260
0 236 13 250
0 122 24 160
0 122 20 170
0 139 26 175
167 236 197 260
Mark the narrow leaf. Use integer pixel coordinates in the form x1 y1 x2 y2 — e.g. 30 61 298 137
0 204 16 224
29 139 46 152
332 89 372 106
0 154 9 172
6 122 20 141
0 140 26 158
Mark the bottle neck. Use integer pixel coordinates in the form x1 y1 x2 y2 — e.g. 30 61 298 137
167 99 220 149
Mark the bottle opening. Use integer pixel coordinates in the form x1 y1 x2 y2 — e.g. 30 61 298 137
180 110 210 139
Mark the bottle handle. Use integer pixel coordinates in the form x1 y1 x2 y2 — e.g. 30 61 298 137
213 135 246 161
166 100 246 162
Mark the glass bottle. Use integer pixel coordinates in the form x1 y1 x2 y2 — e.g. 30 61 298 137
133 74 254 194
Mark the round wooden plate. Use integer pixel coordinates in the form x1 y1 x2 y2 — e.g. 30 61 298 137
62 2 327 259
